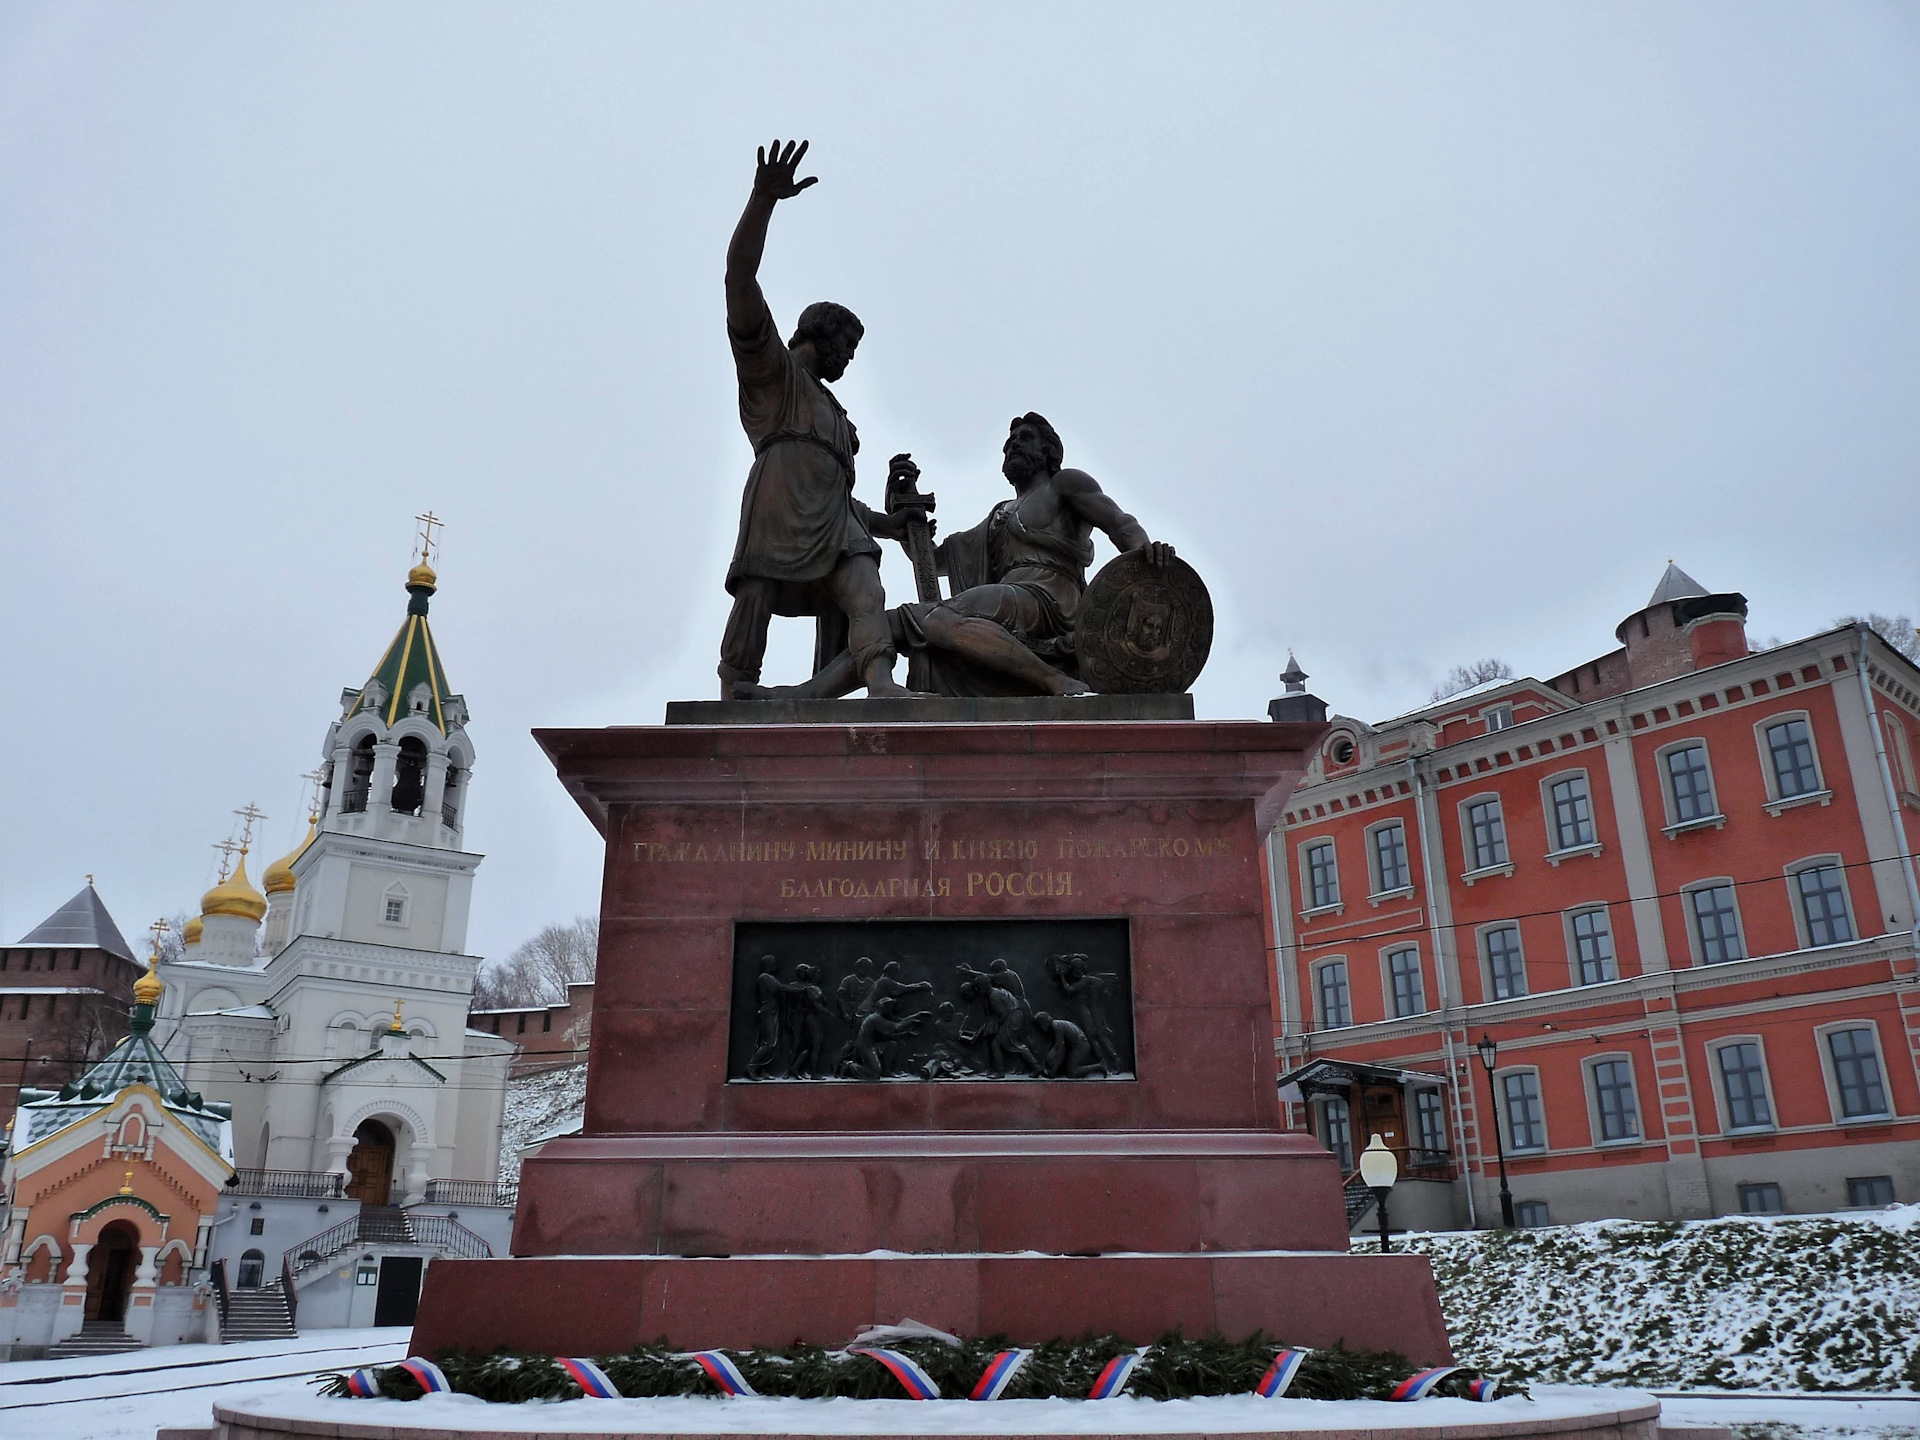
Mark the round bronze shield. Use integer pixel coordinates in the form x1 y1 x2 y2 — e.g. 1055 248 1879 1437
1076 552 1213 694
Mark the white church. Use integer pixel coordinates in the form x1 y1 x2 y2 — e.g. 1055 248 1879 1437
150 550 519 1332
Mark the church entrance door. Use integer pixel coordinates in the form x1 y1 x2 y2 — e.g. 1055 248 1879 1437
85 1221 139 1322
346 1119 396 1206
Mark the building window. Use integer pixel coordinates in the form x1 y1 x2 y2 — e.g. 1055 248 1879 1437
1387 947 1425 1017
1765 717 1821 798
1589 1058 1640 1142
1514 1200 1550 1227
1716 1041 1773 1131
1665 743 1717 822
1485 704 1514 733
1548 774 1595 851
1501 1071 1546 1151
1316 960 1351 1029
1794 864 1854 946
1569 908 1617 985
1826 1026 1889 1118
381 885 410 927
1847 1176 1895 1207
1688 883 1744 963
1371 822 1409 894
1414 1088 1446 1156
248 1216 265 1236
516 1013 528 1034
1484 925 1527 1000
1304 841 1340 910
1739 1183 1786 1214
1320 1097 1353 1171
1466 798 1509 871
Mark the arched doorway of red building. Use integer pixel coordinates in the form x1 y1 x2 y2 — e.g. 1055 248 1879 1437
85 1221 139 1322
346 1120 395 1206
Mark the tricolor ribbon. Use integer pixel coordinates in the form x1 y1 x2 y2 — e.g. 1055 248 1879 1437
1255 1348 1310 1398
688 1350 758 1397
1389 1366 1461 1401
558 1357 621 1398
1087 1350 1143 1399
396 1357 452 1395
343 1368 381 1398
850 1346 942 1400
1466 1376 1500 1402
969 1349 1033 1401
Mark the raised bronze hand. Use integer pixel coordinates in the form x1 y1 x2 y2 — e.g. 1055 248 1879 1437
753 138 818 200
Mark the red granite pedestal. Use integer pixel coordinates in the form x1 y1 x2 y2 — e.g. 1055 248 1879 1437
412 714 1453 1363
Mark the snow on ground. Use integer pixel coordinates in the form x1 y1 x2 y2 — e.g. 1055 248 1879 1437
1394 1205 1920 1391
1659 1392 1920 1438
498 1062 588 1187
0 1329 410 1440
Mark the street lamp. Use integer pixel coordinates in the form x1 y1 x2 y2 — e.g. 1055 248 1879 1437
1475 1033 1517 1228
1358 1133 1399 1253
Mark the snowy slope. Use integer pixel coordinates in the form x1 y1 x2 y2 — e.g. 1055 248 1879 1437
1396 1206 1920 1391
498 1063 588 1187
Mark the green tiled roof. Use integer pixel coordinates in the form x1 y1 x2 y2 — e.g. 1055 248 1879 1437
341 569 464 735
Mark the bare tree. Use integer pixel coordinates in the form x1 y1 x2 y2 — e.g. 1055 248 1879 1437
1838 614 1920 663
472 915 600 1010
1430 658 1515 703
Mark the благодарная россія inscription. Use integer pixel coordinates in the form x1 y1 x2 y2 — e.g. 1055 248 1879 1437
727 919 1132 1082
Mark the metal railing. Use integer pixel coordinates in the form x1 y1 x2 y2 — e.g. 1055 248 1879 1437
280 1253 298 1326
210 1258 230 1328
421 1178 517 1208
229 1168 346 1198
408 1215 493 1259
340 784 370 815
286 1207 493 1280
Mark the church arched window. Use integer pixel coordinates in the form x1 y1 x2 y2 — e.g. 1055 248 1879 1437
391 736 428 816
343 735 376 814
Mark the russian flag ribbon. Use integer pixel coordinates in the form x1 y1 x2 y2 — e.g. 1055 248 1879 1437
688 1350 758 1397
1088 1350 1144 1399
1466 1376 1500 1402
559 1357 622 1398
395 1358 452 1395
1255 1348 1310 1398
969 1349 1033 1401
1389 1366 1461 1401
850 1347 942 1400
343 1368 381 1398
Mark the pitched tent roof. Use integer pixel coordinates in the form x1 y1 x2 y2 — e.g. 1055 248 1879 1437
13 883 136 961
1647 562 1710 607
341 567 465 735
13 1022 232 1156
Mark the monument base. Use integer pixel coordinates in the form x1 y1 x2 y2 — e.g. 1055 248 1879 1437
412 1252 1452 1361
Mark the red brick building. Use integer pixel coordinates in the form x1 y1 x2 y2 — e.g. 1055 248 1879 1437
1269 567 1920 1229
471 981 594 1078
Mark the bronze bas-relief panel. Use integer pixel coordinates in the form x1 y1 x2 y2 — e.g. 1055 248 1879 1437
728 919 1133 1082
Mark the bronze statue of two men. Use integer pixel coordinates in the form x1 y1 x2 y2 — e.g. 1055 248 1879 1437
719 140 1174 700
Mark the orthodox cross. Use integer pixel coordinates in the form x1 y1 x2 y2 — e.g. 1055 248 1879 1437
300 768 327 822
233 802 267 853
211 836 242 881
414 510 444 566
148 917 171 955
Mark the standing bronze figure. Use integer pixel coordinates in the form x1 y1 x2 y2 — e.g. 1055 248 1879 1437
719 140 919 699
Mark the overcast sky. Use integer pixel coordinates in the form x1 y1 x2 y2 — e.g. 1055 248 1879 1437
3 4 1916 965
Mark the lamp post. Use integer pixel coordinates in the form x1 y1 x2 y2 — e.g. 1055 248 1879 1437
1475 1033 1517 1228
1358 1134 1399 1253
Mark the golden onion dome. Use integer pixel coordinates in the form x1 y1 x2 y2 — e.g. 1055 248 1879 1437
200 853 267 922
133 958 164 1006
262 819 316 896
182 915 204 945
407 561 438 591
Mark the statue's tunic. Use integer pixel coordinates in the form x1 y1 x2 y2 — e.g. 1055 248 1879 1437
725 308 879 613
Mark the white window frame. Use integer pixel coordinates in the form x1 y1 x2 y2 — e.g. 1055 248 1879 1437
1298 838 1344 917
1540 768 1603 863
1582 1052 1644 1146
1312 956 1353 1030
1484 704 1514 733
1705 1034 1779 1136
1458 792 1515 883
1785 854 1859 949
1815 1020 1895 1123
1680 877 1749 966
1365 818 1414 902
1883 714 1918 798
1754 709 1833 814
1480 922 1529 1001
1381 943 1427 1018
1655 737 1727 836
1496 1066 1548 1152
379 883 411 929
1564 904 1619 986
